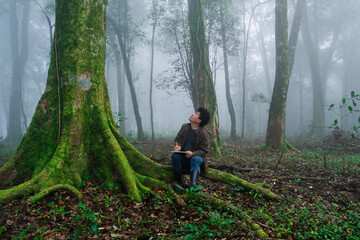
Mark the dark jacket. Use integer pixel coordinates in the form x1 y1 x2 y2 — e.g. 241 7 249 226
174 123 209 172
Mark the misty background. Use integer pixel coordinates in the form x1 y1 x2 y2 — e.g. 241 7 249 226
1 0 359 143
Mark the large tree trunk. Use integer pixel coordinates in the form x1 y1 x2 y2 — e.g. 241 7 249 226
187 0 222 156
220 1 236 139
0 0 168 203
265 0 290 150
108 17 145 140
5 1 30 145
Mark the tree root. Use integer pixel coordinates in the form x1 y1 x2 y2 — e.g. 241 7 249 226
136 173 186 206
29 184 81 203
283 138 300 152
184 192 269 238
204 168 282 201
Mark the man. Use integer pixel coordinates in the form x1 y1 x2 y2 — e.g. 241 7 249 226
172 107 210 193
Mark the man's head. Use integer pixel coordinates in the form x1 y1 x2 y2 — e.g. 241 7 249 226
189 107 210 127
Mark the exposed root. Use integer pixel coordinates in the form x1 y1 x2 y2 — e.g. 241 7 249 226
0 177 40 203
185 192 269 238
284 138 300 152
204 168 282 201
136 173 186 206
29 184 81 203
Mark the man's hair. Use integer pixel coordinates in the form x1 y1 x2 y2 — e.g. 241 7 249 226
197 107 210 127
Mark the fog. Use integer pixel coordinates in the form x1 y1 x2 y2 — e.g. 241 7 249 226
1 0 360 143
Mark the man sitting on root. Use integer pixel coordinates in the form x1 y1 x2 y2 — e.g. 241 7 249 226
172 107 210 193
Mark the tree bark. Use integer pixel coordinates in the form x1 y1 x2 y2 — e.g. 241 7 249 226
5 1 30 145
220 1 236 139
187 0 222 156
108 17 145 140
265 0 290 150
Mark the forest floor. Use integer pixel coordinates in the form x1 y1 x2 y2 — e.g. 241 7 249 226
0 137 359 239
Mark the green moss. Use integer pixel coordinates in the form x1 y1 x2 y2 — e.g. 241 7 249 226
205 168 282 201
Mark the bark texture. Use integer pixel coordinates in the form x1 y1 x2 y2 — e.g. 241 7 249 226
187 0 222 156
265 0 289 150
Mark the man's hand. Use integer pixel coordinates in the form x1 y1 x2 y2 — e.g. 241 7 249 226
185 151 194 158
174 145 181 151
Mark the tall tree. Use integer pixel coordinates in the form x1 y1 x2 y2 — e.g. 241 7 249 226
239 0 271 138
301 2 341 136
288 0 306 75
4 0 30 145
148 0 164 140
219 0 237 138
107 4 145 140
255 19 272 98
187 0 221 155
265 0 289 149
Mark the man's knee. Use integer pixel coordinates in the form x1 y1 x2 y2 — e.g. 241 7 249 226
191 156 203 164
190 156 203 169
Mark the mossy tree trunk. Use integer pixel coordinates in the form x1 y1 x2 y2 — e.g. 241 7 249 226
187 0 222 156
5 1 30 145
265 0 289 150
0 0 167 203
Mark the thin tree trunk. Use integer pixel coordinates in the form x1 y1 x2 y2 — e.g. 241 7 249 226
5 1 30 145
220 1 236 138
288 0 306 75
265 0 290 150
114 46 126 136
33 0 53 56
108 17 145 140
149 16 157 140
255 21 272 98
299 69 304 132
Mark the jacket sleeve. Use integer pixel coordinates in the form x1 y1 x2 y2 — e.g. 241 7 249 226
193 130 209 158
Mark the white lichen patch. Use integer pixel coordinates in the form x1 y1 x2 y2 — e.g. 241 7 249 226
78 76 92 90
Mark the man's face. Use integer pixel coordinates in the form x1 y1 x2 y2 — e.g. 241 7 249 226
189 111 201 124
